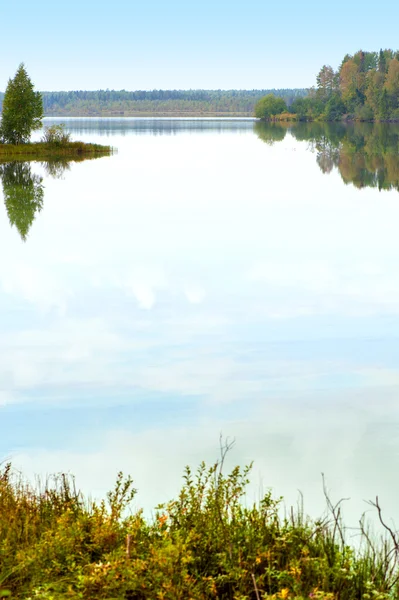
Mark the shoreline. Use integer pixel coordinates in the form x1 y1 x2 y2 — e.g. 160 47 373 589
41 113 399 122
262 114 399 124
43 111 255 118
0 141 113 161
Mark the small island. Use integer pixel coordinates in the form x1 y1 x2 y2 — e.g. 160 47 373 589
0 64 112 159
0 138 112 162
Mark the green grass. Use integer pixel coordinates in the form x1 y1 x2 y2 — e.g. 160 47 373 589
0 453 398 600
0 141 112 162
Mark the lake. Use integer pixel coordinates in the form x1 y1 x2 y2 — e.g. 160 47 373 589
1 118 399 528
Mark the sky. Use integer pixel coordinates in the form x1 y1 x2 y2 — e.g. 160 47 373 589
2 0 399 91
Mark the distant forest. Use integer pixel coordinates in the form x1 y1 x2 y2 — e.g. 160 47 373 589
0 89 308 117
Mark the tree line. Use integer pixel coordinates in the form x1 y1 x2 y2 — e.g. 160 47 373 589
256 49 399 121
0 88 308 116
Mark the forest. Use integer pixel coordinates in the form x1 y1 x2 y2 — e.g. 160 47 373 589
275 49 399 122
0 89 307 117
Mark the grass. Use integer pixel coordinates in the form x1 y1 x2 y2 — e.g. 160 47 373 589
0 447 398 600
0 141 113 162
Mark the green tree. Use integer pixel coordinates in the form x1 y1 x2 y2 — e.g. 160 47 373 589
354 50 378 72
378 49 387 73
316 65 336 100
0 64 43 144
365 69 385 115
254 94 287 119
339 59 363 109
384 58 399 110
378 88 390 120
324 94 346 120
290 97 310 120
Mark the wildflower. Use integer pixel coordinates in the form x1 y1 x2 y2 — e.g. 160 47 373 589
279 589 290 599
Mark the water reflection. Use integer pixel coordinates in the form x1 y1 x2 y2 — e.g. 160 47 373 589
1 157 95 241
0 162 44 242
42 117 256 137
253 122 288 145
41 158 72 179
255 121 399 192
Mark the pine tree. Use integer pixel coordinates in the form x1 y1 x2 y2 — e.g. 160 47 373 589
0 63 43 144
378 49 387 74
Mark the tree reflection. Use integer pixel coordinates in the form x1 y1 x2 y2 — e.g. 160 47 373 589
254 120 399 192
1 158 83 241
254 121 288 145
0 162 44 241
41 158 71 179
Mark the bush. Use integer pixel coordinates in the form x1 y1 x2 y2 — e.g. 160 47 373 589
0 455 398 600
254 94 288 119
41 124 71 146
354 104 375 121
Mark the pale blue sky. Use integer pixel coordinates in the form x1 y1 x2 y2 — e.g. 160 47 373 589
2 0 399 91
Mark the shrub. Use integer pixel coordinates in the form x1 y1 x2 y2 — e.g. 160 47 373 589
255 94 288 119
0 454 398 600
354 104 375 121
41 124 71 146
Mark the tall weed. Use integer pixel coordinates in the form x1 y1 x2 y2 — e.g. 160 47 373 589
0 451 398 600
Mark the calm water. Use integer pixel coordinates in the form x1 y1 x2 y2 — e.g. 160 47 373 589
2 118 399 526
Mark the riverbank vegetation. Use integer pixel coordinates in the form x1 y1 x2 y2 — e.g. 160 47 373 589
255 49 399 122
0 454 398 600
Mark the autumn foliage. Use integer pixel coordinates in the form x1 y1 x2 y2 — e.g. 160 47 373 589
256 49 399 122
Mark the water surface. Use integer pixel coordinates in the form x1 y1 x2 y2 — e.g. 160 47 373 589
1 119 399 526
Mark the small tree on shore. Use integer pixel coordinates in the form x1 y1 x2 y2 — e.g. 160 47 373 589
0 63 43 144
254 94 287 120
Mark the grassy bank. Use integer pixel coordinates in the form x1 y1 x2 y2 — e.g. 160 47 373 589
0 456 398 600
0 141 112 161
